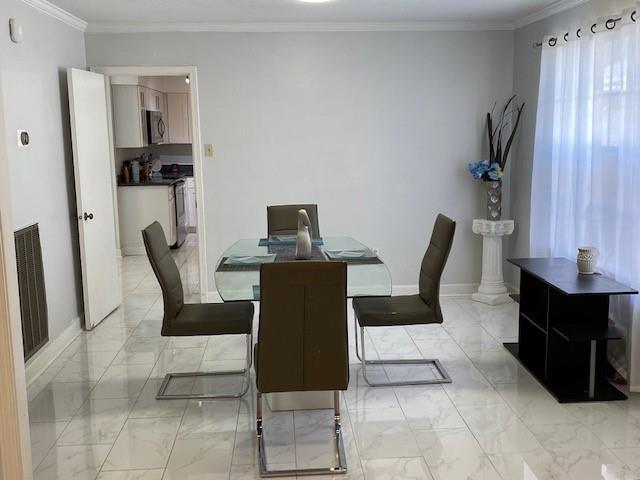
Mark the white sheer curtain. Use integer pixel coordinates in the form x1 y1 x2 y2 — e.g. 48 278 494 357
530 10 640 387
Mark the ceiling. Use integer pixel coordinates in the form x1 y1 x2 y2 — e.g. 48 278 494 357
45 0 579 30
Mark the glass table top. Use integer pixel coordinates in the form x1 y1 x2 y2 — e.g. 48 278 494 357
214 236 392 301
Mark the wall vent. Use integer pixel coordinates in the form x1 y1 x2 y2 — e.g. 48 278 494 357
14 223 48 361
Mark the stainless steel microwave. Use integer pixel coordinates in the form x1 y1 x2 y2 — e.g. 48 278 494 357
146 110 166 144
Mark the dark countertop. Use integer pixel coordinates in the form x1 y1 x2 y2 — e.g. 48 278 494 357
508 257 638 296
117 173 192 187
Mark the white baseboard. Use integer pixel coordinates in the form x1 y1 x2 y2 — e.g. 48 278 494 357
393 283 479 296
506 283 520 294
25 316 83 385
121 247 147 256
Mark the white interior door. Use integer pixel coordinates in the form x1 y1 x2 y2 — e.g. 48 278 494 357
67 68 121 330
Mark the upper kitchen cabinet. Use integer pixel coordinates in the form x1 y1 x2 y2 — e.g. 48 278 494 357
113 85 167 147
111 79 188 147
167 93 191 144
140 86 163 112
112 85 147 148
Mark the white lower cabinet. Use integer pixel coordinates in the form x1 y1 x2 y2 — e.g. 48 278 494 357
118 185 176 255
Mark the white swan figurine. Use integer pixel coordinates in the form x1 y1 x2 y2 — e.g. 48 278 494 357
295 209 312 260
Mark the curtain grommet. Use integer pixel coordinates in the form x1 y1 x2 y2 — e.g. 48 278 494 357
591 23 597 34
549 37 558 47
606 18 617 30
577 28 582 38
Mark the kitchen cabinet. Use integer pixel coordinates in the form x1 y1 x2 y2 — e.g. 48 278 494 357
112 85 147 148
112 85 167 147
185 177 197 231
139 86 163 112
118 185 176 255
167 93 191 144
159 93 168 129
112 83 186 147
139 87 148 111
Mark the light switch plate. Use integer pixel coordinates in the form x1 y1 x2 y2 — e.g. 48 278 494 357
204 144 214 157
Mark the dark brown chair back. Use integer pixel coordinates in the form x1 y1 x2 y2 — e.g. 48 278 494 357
267 204 321 238
142 222 184 335
418 214 456 324
256 261 348 393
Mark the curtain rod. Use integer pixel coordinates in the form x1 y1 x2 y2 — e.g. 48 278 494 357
533 11 634 48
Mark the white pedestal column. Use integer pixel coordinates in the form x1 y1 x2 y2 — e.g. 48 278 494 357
472 219 514 306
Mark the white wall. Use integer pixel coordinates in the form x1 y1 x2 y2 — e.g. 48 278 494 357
86 31 514 293
1 1 86 339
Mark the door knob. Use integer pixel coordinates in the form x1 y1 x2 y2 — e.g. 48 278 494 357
83 212 94 221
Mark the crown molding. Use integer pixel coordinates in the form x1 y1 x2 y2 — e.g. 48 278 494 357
514 0 591 29
86 20 515 34
21 0 87 31
18 0 594 35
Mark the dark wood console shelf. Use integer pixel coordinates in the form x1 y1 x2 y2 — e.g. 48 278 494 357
507 257 636 403
553 324 621 343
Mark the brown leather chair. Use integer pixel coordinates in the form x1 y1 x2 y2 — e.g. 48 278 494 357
267 204 321 239
352 214 456 386
142 221 254 399
255 261 348 477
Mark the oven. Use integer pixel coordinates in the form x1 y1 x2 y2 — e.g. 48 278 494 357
173 180 187 248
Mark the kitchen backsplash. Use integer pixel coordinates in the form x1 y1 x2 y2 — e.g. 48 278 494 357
159 155 192 165
114 144 193 172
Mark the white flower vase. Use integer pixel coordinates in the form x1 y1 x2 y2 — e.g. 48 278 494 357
577 246 598 274
295 209 312 260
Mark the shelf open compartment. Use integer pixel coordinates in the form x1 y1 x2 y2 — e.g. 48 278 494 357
519 271 548 332
546 321 625 402
517 313 548 380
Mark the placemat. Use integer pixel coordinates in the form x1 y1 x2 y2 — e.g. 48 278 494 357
217 258 264 272
217 253 383 271
216 247 325 271
258 237 324 246
331 257 384 265
270 245 327 262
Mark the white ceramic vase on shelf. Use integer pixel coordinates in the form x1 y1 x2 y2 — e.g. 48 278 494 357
577 246 598 274
296 209 312 260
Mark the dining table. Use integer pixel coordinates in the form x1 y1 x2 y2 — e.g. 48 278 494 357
214 235 392 411
214 236 392 301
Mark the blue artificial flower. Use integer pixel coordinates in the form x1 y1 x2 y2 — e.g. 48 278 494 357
468 160 490 180
487 169 502 181
487 163 503 181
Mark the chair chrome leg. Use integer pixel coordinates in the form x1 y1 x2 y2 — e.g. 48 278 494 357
156 333 252 400
353 314 365 362
257 390 348 477
354 316 452 387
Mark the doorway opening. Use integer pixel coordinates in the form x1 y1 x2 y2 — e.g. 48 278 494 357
95 66 207 311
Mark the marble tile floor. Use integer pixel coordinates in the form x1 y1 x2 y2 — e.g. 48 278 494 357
27 240 640 479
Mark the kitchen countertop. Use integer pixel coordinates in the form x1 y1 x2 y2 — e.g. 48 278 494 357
117 174 191 187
